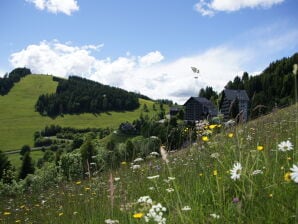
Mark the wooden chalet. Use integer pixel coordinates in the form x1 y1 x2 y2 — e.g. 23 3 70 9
183 97 217 122
219 89 249 121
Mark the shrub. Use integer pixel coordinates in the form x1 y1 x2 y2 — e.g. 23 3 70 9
59 151 83 180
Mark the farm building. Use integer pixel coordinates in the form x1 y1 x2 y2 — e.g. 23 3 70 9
183 97 217 122
219 89 249 121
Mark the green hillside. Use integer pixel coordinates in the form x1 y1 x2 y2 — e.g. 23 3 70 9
0 103 297 223
0 75 163 152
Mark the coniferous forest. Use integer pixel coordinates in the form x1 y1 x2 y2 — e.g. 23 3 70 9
225 53 298 117
35 76 140 116
198 52 298 118
0 68 31 95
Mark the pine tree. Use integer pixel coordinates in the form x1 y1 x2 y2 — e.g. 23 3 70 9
19 152 35 179
0 150 12 180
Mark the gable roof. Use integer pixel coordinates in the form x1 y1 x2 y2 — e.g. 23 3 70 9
184 97 218 116
223 89 249 101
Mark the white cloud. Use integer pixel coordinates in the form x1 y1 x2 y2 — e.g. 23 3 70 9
195 0 284 16
138 51 164 67
10 40 101 77
9 26 298 104
26 0 79 15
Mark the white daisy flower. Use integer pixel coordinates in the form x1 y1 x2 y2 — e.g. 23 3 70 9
150 152 160 156
166 188 174 193
134 157 144 163
252 170 263 175
147 175 160 180
210 153 220 159
105 219 119 224
277 140 293 152
132 164 141 170
290 164 298 183
230 162 242 180
210 213 220 219
181 206 191 211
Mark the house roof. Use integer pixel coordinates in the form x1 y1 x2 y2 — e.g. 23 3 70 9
184 97 218 116
223 89 249 101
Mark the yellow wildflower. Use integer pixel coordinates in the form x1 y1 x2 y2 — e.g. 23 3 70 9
202 136 209 142
257 145 264 151
213 170 218 176
59 212 64 217
269 193 273 198
84 187 91 191
209 124 217 129
133 213 144 219
228 133 234 138
284 172 291 182
121 161 127 165
3 212 11 215
199 173 203 176
76 181 81 185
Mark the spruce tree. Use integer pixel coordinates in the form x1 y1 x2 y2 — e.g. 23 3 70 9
0 150 11 180
19 152 35 179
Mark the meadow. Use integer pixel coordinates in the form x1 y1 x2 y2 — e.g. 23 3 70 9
0 75 162 152
0 103 297 223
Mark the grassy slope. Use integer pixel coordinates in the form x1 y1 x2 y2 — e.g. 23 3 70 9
0 104 297 224
0 75 163 152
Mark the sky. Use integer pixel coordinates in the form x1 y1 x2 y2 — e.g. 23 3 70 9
0 0 298 104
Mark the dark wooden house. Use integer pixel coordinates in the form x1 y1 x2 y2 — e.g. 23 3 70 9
219 89 249 121
183 97 217 122
169 107 180 117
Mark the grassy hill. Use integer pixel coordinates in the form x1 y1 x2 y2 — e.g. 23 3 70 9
0 103 297 223
0 75 165 152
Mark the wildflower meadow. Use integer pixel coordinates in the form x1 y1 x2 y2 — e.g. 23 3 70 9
0 104 297 223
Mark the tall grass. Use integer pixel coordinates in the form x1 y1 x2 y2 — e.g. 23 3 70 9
0 104 297 223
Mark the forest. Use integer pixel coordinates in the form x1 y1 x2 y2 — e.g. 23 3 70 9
0 68 31 95
35 76 141 116
199 52 298 118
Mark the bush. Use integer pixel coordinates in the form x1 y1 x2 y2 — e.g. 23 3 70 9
34 137 53 147
59 151 83 180
0 180 25 197
23 162 62 192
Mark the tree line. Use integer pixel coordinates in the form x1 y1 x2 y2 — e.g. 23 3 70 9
225 52 298 117
198 52 298 118
0 68 31 95
35 76 141 116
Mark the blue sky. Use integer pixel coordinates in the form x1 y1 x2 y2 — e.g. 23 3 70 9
0 0 297 103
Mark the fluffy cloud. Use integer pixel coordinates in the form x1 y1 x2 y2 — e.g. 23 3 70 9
10 40 102 77
195 0 284 16
9 26 298 104
138 51 164 67
9 39 246 104
26 0 79 15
